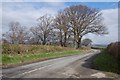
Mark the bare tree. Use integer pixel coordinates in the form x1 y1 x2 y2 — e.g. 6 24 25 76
63 5 108 48
54 11 71 47
31 14 53 45
3 22 28 44
30 26 41 44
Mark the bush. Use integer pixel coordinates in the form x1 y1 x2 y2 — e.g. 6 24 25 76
107 42 120 59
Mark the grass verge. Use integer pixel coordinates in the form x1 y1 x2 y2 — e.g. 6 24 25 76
2 50 87 68
93 50 120 74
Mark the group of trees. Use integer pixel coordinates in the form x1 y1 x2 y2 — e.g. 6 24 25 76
2 5 108 48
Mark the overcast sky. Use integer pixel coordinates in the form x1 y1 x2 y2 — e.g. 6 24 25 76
1 1 119 45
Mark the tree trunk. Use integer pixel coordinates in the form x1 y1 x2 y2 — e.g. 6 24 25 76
73 31 76 48
63 32 67 47
60 29 63 47
42 40 46 45
43 35 46 45
75 41 80 49
60 39 63 46
75 37 82 49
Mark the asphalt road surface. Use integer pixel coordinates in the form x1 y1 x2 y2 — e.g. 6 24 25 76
2 49 118 78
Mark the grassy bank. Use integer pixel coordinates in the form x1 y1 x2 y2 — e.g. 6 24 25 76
2 50 81 66
93 50 120 74
1 44 90 67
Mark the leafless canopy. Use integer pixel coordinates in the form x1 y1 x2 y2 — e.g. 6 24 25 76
2 5 108 48
3 22 28 44
54 11 71 47
31 14 53 45
62 5 108 48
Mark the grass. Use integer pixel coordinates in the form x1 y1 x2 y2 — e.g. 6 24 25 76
1 44 90 68
2 50 84 67
93 50 120 74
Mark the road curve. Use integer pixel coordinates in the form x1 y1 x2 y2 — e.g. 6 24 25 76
2 49 111 78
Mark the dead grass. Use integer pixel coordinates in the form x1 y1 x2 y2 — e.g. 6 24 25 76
2 44 74 54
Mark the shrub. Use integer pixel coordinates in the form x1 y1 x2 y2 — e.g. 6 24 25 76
107 42 120 59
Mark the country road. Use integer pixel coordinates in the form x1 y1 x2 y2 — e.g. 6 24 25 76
1 49 118 78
